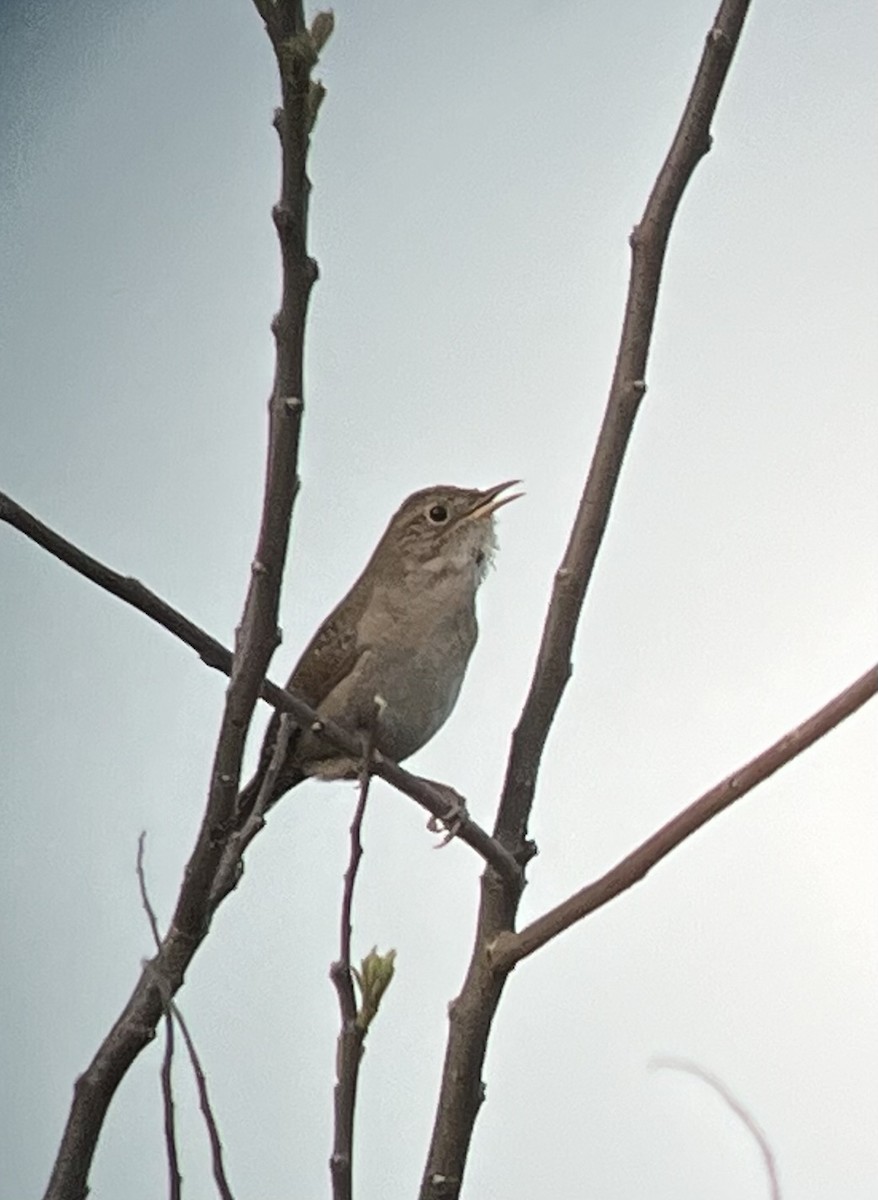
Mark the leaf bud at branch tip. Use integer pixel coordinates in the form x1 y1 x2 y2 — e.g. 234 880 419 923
352 947 397 1031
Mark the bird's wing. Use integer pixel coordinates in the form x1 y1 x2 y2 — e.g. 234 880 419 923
236 586 370 824
287 601 363 707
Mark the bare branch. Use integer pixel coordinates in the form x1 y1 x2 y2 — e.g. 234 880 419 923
329 751 372 1200
250 0 278 35
137 834 182 1200
136 832 163 950
159 1015 182 1200
138 834 235 1200
0 491 520 886
495 0 751 853
41 5 317 1194
490 665 877 972
651 1058 781 1200
0 491 236 675
421 5 753 1196
172 1004 236 1200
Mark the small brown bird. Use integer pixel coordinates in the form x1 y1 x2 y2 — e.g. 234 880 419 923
236 481 520 822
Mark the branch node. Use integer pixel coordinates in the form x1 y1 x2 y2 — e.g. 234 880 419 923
272 203 293 233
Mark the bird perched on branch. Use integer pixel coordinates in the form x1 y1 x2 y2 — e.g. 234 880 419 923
235 480 521 824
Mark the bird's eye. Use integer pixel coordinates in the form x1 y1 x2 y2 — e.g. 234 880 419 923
428 503 449 524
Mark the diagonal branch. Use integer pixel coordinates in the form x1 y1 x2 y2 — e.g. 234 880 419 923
495 3 751 851
0 491 237 675
421 5 754 1197
489 665 877 972
0 490 520 885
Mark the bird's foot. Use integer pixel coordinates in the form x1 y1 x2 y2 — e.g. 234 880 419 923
425 783 470 847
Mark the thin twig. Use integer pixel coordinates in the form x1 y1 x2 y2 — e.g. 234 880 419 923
171 1003 236 1200
138 834 234 1200
136 832 163 949
137 834 182 1200
160 1018 182 1200
329 728 374 1200
0 490 520 886
490 664 877 971
421 5 754 1196
652 1058 781 1200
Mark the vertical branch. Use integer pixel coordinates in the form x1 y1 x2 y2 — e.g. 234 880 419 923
137 834 182 1200
329 745 373 1200
42 6 328 1199
137 833 234 1200
420 3 752 1197
172 1004 236 1200
159 1018 182 1200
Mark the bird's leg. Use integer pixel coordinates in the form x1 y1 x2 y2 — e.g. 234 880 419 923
357 694 387 795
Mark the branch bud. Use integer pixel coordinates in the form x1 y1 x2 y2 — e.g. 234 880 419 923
352 946 397 1031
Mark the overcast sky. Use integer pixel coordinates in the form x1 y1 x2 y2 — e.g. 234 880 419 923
1 0 876 1197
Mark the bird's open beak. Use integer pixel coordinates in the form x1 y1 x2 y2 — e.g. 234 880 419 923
468 479 524 520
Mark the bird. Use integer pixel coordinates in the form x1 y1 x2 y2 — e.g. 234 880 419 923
235 480 521 823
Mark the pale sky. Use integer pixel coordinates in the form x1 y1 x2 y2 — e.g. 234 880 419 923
1 1 876 1198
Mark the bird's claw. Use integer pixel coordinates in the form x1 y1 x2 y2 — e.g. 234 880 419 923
426 785 469 847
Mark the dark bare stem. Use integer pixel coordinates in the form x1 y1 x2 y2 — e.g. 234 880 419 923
172 1003 236 1200
496 1 750 854
0 490 519 887
0 491 238 677
490 665 877 971
420 5 753 1197
651 1058 781 1200
160 1019 182 1200
329 743 373 1200
40 5 317 1197
139 836 235 1200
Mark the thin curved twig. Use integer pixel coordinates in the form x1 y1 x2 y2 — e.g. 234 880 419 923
651 1058 781 1199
